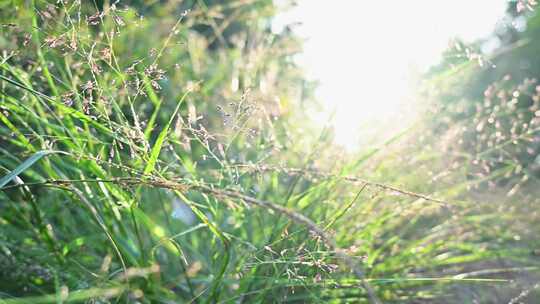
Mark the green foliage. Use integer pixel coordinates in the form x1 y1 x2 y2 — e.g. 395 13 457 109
426 3 540 190
0 1 539 303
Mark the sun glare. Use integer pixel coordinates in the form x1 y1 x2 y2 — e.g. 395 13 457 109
273 0 508 150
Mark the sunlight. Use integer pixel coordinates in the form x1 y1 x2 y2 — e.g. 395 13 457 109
273 0 508 150
4 2 539 300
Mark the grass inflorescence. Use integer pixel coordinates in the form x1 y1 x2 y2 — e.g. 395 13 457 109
1 1 540 303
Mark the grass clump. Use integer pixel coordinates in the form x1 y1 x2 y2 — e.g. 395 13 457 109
1 1 540 303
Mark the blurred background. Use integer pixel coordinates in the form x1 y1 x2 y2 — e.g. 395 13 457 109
273 0 509 149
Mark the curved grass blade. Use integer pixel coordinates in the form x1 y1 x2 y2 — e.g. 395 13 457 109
0 150 64 188
143 91 190 175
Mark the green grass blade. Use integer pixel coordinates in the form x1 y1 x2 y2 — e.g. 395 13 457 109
143 91 190 175
0 150 63 188
0 286 126 304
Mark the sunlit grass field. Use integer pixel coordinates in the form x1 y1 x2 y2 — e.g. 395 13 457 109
1 1 540 303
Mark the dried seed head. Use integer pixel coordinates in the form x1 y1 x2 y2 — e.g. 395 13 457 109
86 12 104 25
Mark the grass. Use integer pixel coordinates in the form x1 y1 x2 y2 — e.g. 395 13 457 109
1 1 540 303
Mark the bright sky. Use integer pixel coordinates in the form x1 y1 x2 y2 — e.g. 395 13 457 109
273 0 508 150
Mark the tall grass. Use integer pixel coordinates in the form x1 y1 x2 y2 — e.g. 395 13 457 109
1 1 539 303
